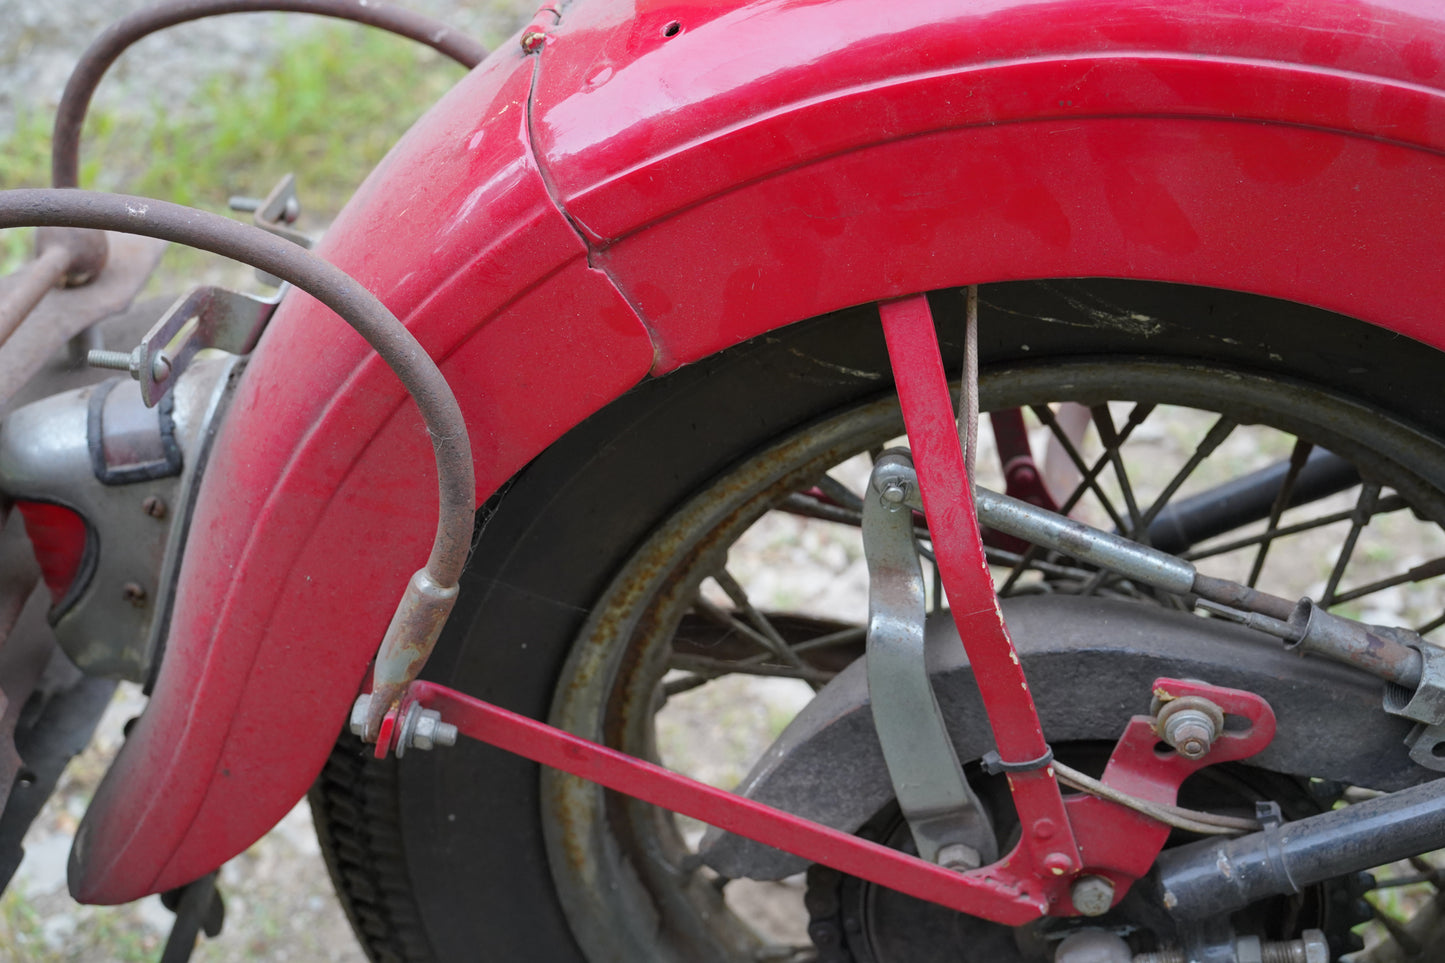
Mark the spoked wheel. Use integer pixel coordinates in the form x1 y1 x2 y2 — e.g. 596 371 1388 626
310 281 1445 962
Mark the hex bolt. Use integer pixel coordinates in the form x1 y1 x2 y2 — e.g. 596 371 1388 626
121 582 147 607
142 496 167 519
1070 875 1115 916
935 842 981 871
392 703 458 757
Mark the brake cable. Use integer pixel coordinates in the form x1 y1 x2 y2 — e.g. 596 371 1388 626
1052 761 1261 836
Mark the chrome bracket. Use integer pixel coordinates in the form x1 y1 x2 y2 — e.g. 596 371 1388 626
863 450 997 869
90 285 282 407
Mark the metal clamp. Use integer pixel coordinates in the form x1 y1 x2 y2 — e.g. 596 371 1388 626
979 747 1054 776
229 173 312 251
1380 635 1445 771
89 285 281 407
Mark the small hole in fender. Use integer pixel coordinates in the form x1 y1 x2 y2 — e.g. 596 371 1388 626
662 20 682 37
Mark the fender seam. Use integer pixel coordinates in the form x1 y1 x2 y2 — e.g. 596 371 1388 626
523 43 663 373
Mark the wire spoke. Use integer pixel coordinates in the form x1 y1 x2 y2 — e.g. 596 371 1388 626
780 491 862 526
1137 416 1238 535
690 597 787 661
709 570 812 674
1247 438 1314 588
999 403 1154 594
1329 557 1445 607
1091 404 1146 539
670 593 865 697
815 473 864 513
664 625 862 696
1029 404 1128 529
1417 610 1445 636
1181 494 1408 561
667 654 835 689
1320 482 1382 608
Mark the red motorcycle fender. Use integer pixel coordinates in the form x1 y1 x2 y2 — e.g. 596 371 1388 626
70 0 1445 904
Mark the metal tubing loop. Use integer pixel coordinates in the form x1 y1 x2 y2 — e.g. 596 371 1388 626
51 0 486 190
0 189 475 589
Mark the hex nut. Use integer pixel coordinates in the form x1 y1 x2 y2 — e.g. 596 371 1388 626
1070 875 1115 917
935 842 981 871
409 708 458 751
349 694 371 738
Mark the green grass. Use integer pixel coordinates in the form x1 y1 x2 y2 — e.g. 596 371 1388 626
0 22 475 279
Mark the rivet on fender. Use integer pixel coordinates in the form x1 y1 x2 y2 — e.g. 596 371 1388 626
521 4 561 53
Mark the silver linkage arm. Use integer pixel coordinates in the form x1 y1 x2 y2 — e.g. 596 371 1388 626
862 452 997 870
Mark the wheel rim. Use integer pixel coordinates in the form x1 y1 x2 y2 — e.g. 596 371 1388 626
542 358 1445 962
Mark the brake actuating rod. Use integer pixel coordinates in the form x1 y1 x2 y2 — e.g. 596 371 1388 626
971 481 1425 689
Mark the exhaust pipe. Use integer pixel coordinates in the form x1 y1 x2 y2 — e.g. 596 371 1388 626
1152 778 1445 920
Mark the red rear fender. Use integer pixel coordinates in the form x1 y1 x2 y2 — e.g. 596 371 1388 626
71 0 1445 903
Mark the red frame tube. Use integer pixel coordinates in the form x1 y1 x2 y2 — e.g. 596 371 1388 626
409 680 1050 923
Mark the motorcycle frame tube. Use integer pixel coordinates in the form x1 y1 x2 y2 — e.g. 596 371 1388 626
70 0 1445 904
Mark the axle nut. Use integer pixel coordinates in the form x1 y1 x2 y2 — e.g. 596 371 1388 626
1070 875 1115 917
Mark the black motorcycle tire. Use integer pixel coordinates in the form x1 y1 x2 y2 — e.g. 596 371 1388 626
310 279 1445 963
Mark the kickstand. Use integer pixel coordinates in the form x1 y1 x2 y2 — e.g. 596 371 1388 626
158 870 225 963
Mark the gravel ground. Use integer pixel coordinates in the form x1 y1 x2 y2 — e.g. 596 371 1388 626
0 0 519 135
